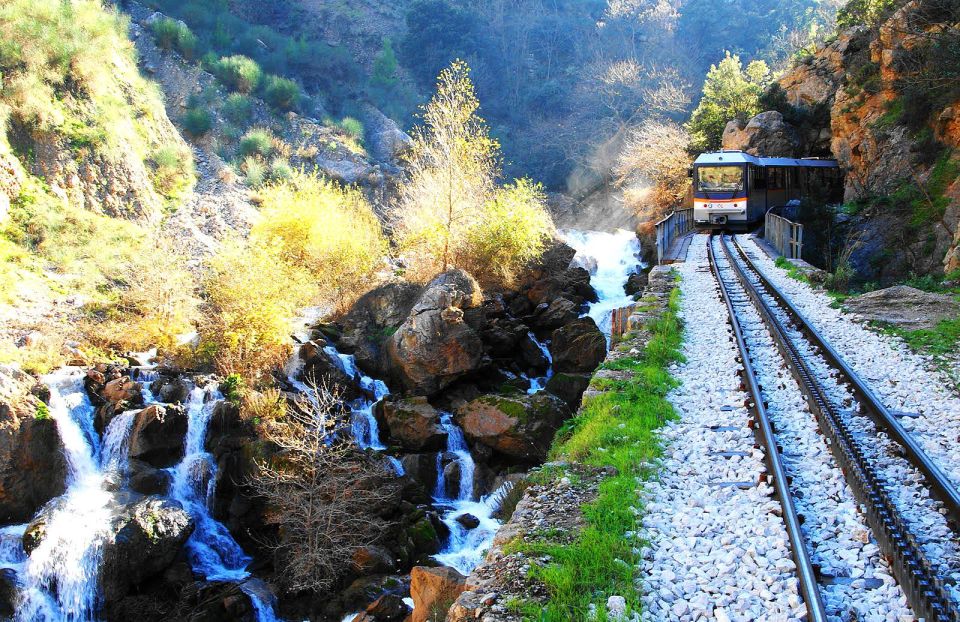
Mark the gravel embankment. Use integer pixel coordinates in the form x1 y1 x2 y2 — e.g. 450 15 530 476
743 237 960 492
638 236 802 621
717 240 914 621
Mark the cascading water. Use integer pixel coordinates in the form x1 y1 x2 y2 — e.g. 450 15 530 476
168 385 281 621
562 229 642 337
526 332 553 395
434 413 474 502
12 370 119 621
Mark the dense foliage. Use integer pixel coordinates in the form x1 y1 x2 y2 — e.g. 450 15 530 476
687 53 772 151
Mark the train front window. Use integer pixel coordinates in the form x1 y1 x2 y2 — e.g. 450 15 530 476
697 166 744 192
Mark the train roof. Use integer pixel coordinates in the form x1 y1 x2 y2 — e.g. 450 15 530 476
694 151 839 168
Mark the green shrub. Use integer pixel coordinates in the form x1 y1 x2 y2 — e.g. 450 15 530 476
241 156 266 187
222 93 253 124
220 373 246 405
268 158 293 183
262 75 301 111
149 146 195 202
35 402 51 421
182 107 213 137
151 17 198 59
338 117 364 139
211 55 262 93
238 129 275 158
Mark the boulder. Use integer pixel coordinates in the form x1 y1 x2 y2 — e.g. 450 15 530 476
531 297 580 330
339 575 411 617
300 345 361 400
518 333 550 371
127 459 171 495
456 513 481 530
149 376 189 404
399 453 440 494
844 286 960 330
545 373 593 411
0 366 67 523
351 544 397 575
624 271 648 296
480 318 529 357
352 593 411 622
722 111 801 157
99 497 194 602
339 281 422 378
361 104 414 162
128 405 187 468
179 580 259 622
550 317 607 373
377 397 447 451
0 568 16 618
102 376 144 407
455 393 571 461
385 270 486 396
408 566 467 622
87 372 145 433
526 267 597 307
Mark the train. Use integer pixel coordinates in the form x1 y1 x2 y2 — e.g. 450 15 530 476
691 151 843 229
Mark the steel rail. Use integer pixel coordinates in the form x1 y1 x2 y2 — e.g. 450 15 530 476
719 234 960 622
706 234 828 622
729 235 960 527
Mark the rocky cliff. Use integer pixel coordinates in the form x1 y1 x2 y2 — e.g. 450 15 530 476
724 0 960 278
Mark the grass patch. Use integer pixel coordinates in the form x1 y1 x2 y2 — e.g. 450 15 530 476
511 288 683 621
774 255 811 285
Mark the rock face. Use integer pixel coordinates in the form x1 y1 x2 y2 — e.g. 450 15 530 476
550 317 607 373
772 2 960 276
127 404 188 468
722 111 800 157
385 270 487 396
455 393 571 461
377 397 447 451
844 285 960 329
0 366 67 523
408 566 467 622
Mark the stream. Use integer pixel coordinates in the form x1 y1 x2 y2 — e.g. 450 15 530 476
0 229 640 622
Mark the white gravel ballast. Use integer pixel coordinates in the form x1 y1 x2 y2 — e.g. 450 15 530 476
638 236 803 622
714 237 914 622
742 237 960 491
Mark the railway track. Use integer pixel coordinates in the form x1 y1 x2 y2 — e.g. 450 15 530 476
708 232 960 621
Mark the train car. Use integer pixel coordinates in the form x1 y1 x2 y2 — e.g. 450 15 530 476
692 150 842 229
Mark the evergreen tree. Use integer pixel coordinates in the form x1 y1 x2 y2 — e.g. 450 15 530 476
687 52 771 151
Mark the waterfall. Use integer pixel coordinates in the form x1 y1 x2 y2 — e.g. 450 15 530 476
562 229 642 336
167 385 281 620
526 332 554 395
13 370 117 622
100 410 137 473
434 413 474 502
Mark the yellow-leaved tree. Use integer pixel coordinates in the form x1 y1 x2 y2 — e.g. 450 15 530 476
251 171 387 309
391 59 555 287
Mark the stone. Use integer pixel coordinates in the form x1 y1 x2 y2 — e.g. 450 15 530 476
545 373 592 411
550 317 607 374
351 545 397 575
0 568 17 618
300 346 362 400
480 318 528 357
360 104 413 162
127 459 171 495
455 392 571 461
722 111 800 157
408 566 467 622
358 593 410 622
532 297 580 330
377 397 447 451
456 513 481 529
385 270 486 396
625 271 648 296
128 404 188 468
102 376 143 407
338 281 422 378
0 366 67 523
149 376 189 404
844 286 960 330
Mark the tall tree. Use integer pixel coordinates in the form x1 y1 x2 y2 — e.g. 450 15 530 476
687 52 771 151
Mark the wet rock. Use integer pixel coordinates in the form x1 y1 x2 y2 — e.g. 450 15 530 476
844 285 960 330
127 459 171 495
456 513 481 529
408 566 467 622
354 592 411 621
526 266 597 307
102 376 144 407
0 368 67 523
351 545 397 575
385 270 486 396
545 372 593 411
399 452 440 494
99 497 194 602
149 376 189 404
128 404 187 468
455 393 571 461
339 575 411 616
550 317 607 373
625 271 648 296
480 317 528 357
300 346 361 400
377 397 447 451
0 568 16 618
532 297 580 330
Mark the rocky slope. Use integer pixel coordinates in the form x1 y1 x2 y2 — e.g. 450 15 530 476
724 0 960 278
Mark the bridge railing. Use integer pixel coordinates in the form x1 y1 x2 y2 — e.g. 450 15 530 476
764 211 804 259
655 208 694 264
